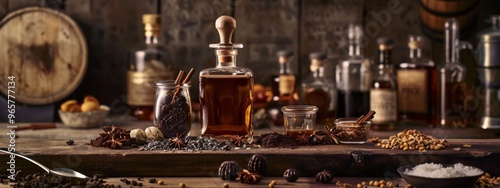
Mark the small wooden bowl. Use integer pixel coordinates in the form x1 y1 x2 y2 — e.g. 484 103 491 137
398 164 483 188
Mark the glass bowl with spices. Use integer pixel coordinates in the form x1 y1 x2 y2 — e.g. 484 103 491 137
153 80 192 139
334 117 371 144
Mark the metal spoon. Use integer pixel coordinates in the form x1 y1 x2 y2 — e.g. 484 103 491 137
0 149 89 179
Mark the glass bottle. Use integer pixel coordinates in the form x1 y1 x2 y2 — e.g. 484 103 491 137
370 37 397 131
397 35 436 126
199 16 253 139
437 18 468 128
277 50 296 104
153 81 192 139
336 24 371 118
267 50 295 127
301 53 336 127
128 14 174 120
281 105 318 139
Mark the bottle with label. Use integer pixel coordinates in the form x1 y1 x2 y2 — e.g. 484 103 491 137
397 36 436 126
302 52 336 127
128 14 174 120
267 50 295 127
336 24 371 118
438 18 470 128
370 37 397 130
199 16 254 139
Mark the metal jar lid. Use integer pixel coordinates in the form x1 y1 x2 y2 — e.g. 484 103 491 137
478 15 500 43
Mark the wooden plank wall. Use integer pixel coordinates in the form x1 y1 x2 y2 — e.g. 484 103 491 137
0 0 499 118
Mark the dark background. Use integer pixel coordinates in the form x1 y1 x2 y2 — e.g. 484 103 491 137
0 0 499 122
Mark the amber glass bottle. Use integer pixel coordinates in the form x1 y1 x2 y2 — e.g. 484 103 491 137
370 38 397 130
199 16 253 139
397 35 436 126
128 14 174 120
267 50 295 127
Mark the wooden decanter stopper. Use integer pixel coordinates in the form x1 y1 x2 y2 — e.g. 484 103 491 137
215 15 236 44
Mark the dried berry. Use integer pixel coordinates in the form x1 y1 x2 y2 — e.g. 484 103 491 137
315 170 333 184
309 135 323 145
248 154 268 175
238 169 262 184
283 168 299 182
66 140 75 145
219 161 241 180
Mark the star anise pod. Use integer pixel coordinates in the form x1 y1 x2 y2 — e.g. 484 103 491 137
169 134 186 149
238 169 262 184
103 137 124 149
316 125 340 145
231 135 245 147
296 134 309 145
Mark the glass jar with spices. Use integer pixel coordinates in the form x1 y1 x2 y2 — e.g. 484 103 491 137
154 79 192 139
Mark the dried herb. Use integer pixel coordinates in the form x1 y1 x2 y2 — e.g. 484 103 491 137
140 136 231 151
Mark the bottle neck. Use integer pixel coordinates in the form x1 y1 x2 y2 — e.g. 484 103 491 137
280 62 292 74
312 67 324 78
378 49 391 65
409 48 421 59
216 49 237 67
349 42 362 57
145 35 159 45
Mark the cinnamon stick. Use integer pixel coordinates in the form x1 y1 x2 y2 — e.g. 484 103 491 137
356 110 376 125
171 68 195 104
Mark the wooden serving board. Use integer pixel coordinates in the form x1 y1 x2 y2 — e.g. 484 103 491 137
0 7 87 105
1 122 499 177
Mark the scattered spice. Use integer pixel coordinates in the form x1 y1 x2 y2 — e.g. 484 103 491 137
140 136 231 151
179 182 186 188
283 168 299 182
336 180 352 187
66 139 74 145
373 129 448 151
268 180 277 188
230 135 246 147
90 125 133 149
453 147 462 151
257 132 298 148
475 173 500 188
238 169 262 184
315 125 340 144
463 144 472 148
354 179 395 188
296 134 310 145
157 180 165 185
148 178 157 183
223 182 230 188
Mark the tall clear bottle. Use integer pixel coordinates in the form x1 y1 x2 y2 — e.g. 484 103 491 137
370 38 397 130
437 18 469 128
128 14 174 120
199 16 253 139
397 36 436 126
302 53 336 127
336 24 371 117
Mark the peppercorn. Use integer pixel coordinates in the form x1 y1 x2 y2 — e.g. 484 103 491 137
66 140 75 145
148 178 157 183
283 168 299 182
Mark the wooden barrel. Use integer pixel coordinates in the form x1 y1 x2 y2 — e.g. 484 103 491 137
420 0 478 14
419 0 479 40
0 7 87 105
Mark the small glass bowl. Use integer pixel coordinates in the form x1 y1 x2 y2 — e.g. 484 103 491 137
334 117 371 144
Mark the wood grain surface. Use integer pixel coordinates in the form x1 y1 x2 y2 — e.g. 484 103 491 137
0 7 87 105
1 122 499 177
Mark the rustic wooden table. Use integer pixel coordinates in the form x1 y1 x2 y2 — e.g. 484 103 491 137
1 119 499 187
